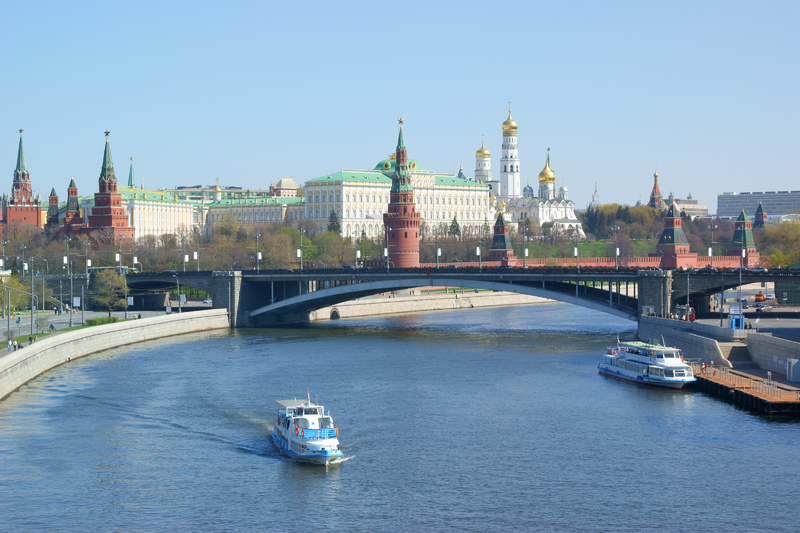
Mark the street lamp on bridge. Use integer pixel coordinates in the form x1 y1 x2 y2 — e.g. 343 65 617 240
610 225 620 270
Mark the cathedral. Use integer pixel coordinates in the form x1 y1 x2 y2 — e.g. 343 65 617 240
474 109 585 239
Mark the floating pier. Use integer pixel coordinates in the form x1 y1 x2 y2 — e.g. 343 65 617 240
689 364 800 416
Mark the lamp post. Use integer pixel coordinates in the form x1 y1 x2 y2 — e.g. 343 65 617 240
181 232 187 272
254 232 261 271
522 224 527 269
195 230 200 272
24 261 33 335
707 223 718 270
610 225 620 270
63 256 73 328
19 246 26 278
297 248 303 271
82 241 90 278
384 226 390 272
1 240 7 270
173 274 181 314
435 226 440 270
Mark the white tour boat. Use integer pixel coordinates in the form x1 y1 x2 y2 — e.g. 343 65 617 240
598 340 696 389
271 393 343 465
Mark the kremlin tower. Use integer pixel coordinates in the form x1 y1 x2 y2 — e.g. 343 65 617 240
86 132 134 242
2 130 44 231
383 119 421 268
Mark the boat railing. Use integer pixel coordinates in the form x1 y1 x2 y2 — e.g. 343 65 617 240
296 427 338 439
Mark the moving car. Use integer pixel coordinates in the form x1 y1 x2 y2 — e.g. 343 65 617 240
203 297 212 304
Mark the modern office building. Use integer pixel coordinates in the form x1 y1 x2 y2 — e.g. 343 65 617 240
717 191 800 218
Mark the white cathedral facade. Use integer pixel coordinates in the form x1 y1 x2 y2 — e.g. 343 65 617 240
474 108 585 239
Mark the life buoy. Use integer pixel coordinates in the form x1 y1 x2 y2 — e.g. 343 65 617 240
335 426 339 437
277 418 280 426
295 426 299 435
301 429 305 437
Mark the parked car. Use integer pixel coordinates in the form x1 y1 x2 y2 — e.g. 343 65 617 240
755 304 772 312
750 267 769 273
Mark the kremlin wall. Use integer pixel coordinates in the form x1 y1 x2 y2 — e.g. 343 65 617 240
2 111 763 271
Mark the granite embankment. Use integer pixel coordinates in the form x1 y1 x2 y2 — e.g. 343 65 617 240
0 309 230 400
638 315 731 367
308 291 552 321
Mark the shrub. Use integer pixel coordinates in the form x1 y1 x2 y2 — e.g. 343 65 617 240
85 317 119 326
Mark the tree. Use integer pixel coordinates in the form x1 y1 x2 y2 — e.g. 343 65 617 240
92 270 127 317
327 210 341 234
448 216 461 238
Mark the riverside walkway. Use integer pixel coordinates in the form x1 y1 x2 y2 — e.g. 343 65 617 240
689 363 800 416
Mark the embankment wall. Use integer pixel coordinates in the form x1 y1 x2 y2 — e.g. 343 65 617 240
638 315 730 367
746 333 800 376
0 309 230 400
309 292 551 321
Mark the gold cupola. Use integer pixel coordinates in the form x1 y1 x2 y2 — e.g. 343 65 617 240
538 153 555 183
502 111 518 133
476 135 490 158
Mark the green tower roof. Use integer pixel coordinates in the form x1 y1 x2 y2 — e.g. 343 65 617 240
99 137 116 182
128 160 135 188
733 209 756 248
16 133 27 173
49 186 57 197
68 177 77 189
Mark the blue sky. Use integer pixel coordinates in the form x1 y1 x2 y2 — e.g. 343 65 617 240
2 0 797 211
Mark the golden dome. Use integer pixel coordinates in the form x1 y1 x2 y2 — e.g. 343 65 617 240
390 152 397 160
491 195 497 203
654 170 659 179
214 185 222 193
500 200 507 209
502 111 517 132
476 135 490 158
538 155 555 183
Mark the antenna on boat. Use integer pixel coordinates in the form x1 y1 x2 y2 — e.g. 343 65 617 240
661 335 666 347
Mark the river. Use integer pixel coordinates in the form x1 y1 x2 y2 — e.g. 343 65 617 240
0 303 797 532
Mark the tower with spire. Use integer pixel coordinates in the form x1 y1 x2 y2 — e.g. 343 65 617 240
647 169 664 210
127 157 135 188
86 132 134 242
383 119 421 268
754 202 767 228
499 103 521 200
47 187 59 226
2 130 44 231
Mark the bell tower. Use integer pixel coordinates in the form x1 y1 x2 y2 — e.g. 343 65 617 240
499 103 520 200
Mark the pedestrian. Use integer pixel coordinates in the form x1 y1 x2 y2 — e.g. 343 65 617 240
29 335 33 345
6 339 10 351
13 340 17 351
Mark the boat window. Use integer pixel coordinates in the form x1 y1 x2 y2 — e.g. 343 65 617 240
665 370 674 377
656 352 664 358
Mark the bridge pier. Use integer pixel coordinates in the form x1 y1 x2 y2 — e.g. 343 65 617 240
637 270 672 318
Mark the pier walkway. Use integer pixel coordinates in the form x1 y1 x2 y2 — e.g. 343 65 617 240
689 363 800 415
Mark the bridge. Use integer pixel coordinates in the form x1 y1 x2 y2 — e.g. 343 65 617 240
124 267 800 327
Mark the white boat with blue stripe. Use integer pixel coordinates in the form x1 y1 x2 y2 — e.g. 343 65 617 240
598 341 696 389
272 393 343 465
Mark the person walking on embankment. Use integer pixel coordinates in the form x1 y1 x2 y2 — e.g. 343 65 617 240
6 339 10 351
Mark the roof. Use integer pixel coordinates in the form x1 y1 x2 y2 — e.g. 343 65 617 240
206 196 304 207
277 399 320 409
117 187 195 205
15 134 27 173
99 138 116 183
306 169 486 188
276 177 299 189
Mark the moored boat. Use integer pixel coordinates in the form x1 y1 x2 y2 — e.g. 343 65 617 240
598 341 696 389
271 393 343 465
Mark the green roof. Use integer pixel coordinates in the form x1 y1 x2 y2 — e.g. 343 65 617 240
99 138 116 182
117 187 194 205
305 169 485 188
373 158 426 172
207 196 304 207
128 162 135 188
15 134 27 173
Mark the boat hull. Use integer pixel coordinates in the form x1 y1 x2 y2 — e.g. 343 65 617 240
598 366 694 390
271 430 343 465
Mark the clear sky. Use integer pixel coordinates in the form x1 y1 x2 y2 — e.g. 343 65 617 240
2 0 797 212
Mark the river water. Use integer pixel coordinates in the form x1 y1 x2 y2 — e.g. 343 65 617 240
0 303 798 532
